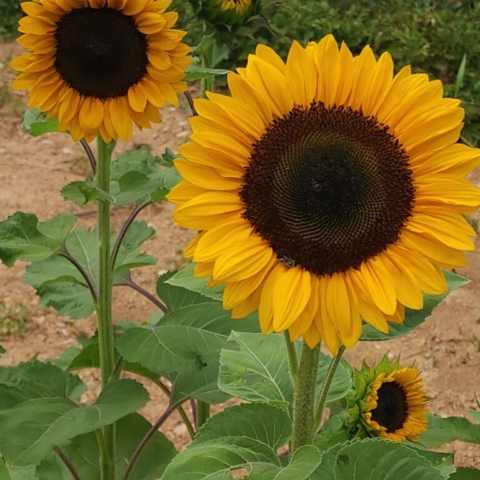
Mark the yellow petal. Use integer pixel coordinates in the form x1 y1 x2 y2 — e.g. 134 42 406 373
360 257 397 315
272 267 312 332
173 192 243 230
213 237 274 282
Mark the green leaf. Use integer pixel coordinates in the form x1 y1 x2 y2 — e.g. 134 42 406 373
112 171 166 205
0 345 5 356
248 446 322 480
24 256 94 319
113 221 156 273
313 438 444 480
219 332 293 410
118 280 259 374
61 181 112 206
0 362 85 404
170 365 230 405
334 439 446 479
5 465 37 480
62 150 169 207
420 414 480 447
184 65 231 81
450 468 480 479
165 263 224 301
163 403 291 480
0 378 148 466
0 213 73 266
219 333 352 410
22 108 59 136
24 221 155 319
361 271 468 341
36 414 176 480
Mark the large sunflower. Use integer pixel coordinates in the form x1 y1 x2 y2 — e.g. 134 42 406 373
168 35 480 354
10 0 191 142
357 358 428 442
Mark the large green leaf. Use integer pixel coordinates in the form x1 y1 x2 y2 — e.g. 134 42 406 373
0 213 75 266
219 333 352 411
361 271 468 341
0 362 85 405
335 439 444 479
35 414 176 480
163 403 292 480
420 414 480 447
312 439 445 479
118 278 259 374
0 378 148 466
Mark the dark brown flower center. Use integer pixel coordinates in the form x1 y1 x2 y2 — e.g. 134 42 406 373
240 102 415 276
370 381 408 433
54 7 148 99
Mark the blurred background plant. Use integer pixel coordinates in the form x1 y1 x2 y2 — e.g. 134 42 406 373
2 0 480 144
0 301 29 336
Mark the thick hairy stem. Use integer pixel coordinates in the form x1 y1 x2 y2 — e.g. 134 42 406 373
291 341 320 451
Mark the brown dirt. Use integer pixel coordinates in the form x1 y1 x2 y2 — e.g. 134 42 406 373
1 40 480 469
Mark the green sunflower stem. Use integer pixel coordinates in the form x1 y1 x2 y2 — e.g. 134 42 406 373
291 341 320 451
314 345 346 430
96 136 117 480
196 400 210 431
284 332 299 390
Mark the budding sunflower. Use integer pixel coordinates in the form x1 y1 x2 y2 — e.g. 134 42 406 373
346 356 428 442
194 0 259 30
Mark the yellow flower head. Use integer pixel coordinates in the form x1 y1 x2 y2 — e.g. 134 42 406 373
169 35 480 354
355 357 428 442
10 0 192 142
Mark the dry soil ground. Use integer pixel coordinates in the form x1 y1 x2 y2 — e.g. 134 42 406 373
1 40 480 469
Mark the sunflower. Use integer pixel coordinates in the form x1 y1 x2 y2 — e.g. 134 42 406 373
168 34 480 354
355 357 428 442
10 0 191 142
216 0 251 14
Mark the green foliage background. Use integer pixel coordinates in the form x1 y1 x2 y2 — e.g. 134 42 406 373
2 0 480 144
